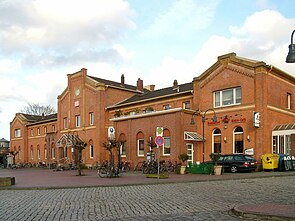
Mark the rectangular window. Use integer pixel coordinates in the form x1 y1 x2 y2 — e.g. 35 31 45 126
163 104 170 110
287 93 291 109
52 125 55 132
37 127 40 135
64 117 68 129
90 145 94 158
31 129 34 136
44 127 47 134
15 129 21 138
138 139 144 156
182 101 191 110
163 137 171 155
31 149 34 160
89 112 94 125
214 87 241 108
76 115 81 127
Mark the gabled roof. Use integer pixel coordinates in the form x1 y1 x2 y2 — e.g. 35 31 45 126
88 76 149 93
108 82 193 108
20 113 57 125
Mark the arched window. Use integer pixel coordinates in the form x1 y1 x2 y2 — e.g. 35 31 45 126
163 129 171 156
234 127 244 153
137 132 144 157
213 128 221 153
119 133 127 157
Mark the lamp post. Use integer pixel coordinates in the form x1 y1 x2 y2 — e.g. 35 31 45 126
286 29 295 63
201 109 217 163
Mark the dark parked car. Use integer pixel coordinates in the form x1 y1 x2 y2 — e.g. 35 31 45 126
216 154 257 173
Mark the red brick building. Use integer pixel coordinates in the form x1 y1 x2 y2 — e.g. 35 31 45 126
10 53 295 168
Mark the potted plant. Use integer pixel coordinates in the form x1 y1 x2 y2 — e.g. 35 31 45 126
178 153 189 174
209 153 222 175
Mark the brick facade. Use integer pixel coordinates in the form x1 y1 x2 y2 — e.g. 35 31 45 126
10 53 295 168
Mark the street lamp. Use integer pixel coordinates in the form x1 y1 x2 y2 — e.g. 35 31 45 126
191 109 217 162
286 30 295 63
202 109 217 163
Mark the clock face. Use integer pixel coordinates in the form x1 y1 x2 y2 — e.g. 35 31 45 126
75 88 80 96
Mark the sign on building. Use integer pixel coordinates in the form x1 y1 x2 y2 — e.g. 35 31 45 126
108 126 115 138
253 112 260 128
156 127 163 137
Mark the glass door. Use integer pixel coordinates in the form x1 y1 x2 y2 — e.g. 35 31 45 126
186 143 194 165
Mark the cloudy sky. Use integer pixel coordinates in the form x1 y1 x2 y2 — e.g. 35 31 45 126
1 0 295 140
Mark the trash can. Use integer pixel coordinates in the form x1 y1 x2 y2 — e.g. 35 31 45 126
202 162 214 174
261 154 279 171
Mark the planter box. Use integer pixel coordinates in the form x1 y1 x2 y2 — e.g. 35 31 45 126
0 177 15 186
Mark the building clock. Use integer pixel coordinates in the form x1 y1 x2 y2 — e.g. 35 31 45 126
75 88 80 96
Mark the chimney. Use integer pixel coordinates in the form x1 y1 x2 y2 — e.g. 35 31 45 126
121 74 125 86
173 80 178 88
137 78 143 92
144 85 155 91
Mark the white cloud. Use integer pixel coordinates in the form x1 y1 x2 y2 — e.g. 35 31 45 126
0 0 135 67
142 0 219 38
193 10 295 76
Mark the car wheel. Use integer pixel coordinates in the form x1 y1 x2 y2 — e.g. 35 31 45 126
230 165 238 173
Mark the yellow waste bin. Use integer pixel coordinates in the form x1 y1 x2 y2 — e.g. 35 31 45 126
261 154 279 170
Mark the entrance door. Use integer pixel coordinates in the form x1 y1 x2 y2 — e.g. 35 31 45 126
186 143 194 165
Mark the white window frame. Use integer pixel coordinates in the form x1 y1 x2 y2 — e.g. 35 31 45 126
37 127 40 135
37 148 41 160
214 87 241 108
212 128 222 153
287 93 291 109
31 149 34 160
182 101 191 110
51 147 55 159
162 137 171 156
137 139 144 157
15 129 21 138
76 115 81 127
89 112 94 125
31 129 34 136
233 127 244 154
64 117 68 129
120 143 126 157
89 145 94 158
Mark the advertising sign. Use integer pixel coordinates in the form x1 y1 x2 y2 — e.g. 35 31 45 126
253 112 260 128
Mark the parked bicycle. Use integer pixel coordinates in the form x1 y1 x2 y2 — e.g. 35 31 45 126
120 161 131 172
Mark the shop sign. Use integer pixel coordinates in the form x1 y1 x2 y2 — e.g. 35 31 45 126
253 112 260 128
108 126 115 138
244 148 254 155
232 118 246 123
207 121 220 126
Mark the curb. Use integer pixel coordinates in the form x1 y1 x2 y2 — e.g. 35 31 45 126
231 204 295 221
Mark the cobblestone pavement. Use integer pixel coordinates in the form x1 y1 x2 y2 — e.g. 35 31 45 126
1 176 294 221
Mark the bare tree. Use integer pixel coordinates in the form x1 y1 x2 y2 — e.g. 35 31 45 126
21 103 56 115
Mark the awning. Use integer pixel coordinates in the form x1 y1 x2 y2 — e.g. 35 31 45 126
184 131 204 141
273 124 295 131
56 134 86 148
